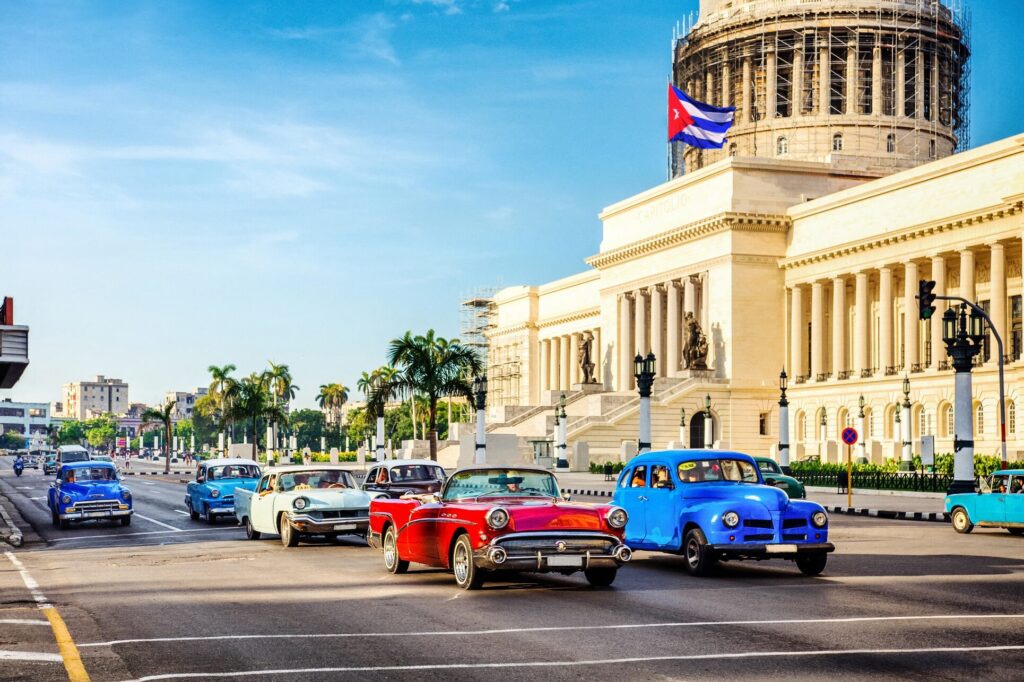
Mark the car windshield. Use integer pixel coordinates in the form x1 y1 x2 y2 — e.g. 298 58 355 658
208 464 260 480
756 460 781 474
60 452 89 463
278 469 354 491
677 459 760 484
92 455 113 462
443 468 560 500
66 467 116 482
390 465 445 483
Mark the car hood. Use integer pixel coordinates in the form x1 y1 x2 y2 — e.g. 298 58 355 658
490 498 607 532
60 482 124 499
686 483 791 512
280 488 372 508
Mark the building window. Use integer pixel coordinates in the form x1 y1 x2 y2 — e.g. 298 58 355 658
729 143 738 157
0 407 25 418
941 403 953 437
1011 295 1022 360
759 412 769 436
1009 401 1017 435
928 139 936 158
886 134 896 153
777 136 788 155
975 403 985 435
919 408 927 437
832 133 843 152
28 408 46 418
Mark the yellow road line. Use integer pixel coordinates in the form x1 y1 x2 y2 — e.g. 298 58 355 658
44 606 91 682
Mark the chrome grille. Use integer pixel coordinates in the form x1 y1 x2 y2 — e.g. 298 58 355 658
496 537 616 555
311 508 369 520
74 500 119 512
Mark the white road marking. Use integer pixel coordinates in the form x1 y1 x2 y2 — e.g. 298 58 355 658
172 510 188 515
49 527 238 543
139 482 156 486
16 486 32 489
0 618 51 626
0 649 64 662
117 644 1024 681
29 496 46 500
5 550 51 608
80 613 1024 648
133 514 181 531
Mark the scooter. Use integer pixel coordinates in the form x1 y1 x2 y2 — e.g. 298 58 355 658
13 456 24 477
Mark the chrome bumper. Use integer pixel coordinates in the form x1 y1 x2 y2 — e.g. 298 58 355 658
367 530 382 549
472 531 631 572
286 512 370 535
61 509 132 520
709 542 835 559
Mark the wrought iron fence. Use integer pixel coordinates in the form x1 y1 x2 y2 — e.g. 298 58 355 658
792 470 953 493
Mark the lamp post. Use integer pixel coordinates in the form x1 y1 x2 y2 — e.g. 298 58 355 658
893 408 901 459
678 407 687 448
819 410 827 461
855 395 867 464
473 375 488 464
900 375 913 472
942 304 986 494
634 353 656 453
375 414 385 462
265 424 274 465
778 370 790 469
703 394 713 449
555 393 569 471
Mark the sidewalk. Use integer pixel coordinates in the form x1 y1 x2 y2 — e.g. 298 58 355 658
555 472 949 522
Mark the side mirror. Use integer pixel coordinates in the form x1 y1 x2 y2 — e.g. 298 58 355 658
563 493 573 502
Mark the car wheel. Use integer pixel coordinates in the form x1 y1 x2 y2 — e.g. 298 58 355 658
795 552 827 576
120 515 131 527
951 507 973 534
50 507 60 528
452 534 484 590
383 526 409 574
584 568 617 587
205 505 217 525
279 516 299 547
1007 528 1024 536
188 501 199 521
683 528 715 577
59 518 70 530
244 517 261 540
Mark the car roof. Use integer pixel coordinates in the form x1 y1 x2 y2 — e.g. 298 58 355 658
994 469 1024 476
625 449 758 465
377 459 445 468
263 464 358 473
58 445 88 453
450 466 554 476
62 460 116 470
202 458 261 467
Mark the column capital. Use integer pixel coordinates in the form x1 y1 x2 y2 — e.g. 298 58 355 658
987 239 1005 250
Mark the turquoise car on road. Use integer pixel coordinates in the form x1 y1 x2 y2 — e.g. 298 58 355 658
946 468 1024 535
186 459 261 524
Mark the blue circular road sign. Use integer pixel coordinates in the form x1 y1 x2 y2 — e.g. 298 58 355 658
841 427 858 446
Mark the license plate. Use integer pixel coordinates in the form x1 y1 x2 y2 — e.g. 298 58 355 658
333 523 357 531
546 555 582 567
86 511 111 518
766 544 798 553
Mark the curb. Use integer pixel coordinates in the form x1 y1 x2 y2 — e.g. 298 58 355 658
562 488 612 499
824 505 949 523
0 498 23 547
123 471 191 476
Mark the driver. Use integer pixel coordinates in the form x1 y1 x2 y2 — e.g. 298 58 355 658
293 473 312 490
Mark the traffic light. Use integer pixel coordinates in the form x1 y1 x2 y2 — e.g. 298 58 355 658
918 279 937 320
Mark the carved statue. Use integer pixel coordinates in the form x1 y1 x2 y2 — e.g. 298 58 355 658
579 332 597 384
681 312 709 371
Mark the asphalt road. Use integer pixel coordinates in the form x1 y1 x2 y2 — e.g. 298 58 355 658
2 458 1023 682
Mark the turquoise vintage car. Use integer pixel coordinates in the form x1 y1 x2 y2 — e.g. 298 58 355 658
47 461 132 528
946 468 1024 535
186 458 261 524
752 456 806 499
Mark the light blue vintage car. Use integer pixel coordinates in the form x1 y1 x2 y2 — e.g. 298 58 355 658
612 450 834 576
186 458 261 524
48 461 133 529
946 468 1024 535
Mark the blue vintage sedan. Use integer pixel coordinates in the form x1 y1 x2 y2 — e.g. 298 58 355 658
186 458 261 523
612 450 834 576
48 461 133 529
946 468 1024 535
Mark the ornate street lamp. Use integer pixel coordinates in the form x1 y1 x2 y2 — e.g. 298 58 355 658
703 393 713 449
678 407 687 449
778 370 790 469
942 304 986 493
855 395 867 464
900 375 913 471
635 353 656 453
555 393 569 471
473 375 488 464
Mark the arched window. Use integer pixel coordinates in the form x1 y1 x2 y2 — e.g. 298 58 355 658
799 411 807 442
836 407 849 439
863 407 873 438
777 136 789 156
832 133 843 152
975 403 985 435
918 407 928 437
729 142 738 157
1009 401 1017 435
886 134 896 153
940 403 953 437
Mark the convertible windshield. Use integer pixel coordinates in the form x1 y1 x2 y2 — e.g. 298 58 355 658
677 459 759 484
443 468 560 500
208 464 260 480
65 467 117 483
391 465 445 483
756 460 781 474
279 469 355 491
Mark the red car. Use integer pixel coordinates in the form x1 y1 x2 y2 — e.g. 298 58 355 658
368 467 632 590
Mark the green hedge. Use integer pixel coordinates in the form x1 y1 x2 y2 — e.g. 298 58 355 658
791 453 1013 477
589 461 626 474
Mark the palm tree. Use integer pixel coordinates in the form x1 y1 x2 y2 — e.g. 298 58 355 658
207 363 237 441
227 373 286 461
316 383 349 431
374 330 482 460
141 401 176 474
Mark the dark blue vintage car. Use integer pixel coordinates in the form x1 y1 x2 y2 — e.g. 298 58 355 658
612 450 834 576
48 461 133 529
186 458 261 523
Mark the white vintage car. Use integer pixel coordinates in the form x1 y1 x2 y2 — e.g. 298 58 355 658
234 465 374 547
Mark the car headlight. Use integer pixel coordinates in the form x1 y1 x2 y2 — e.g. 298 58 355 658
293 496 308 511
485 507 509 530
210 489 220 498
722 511 740 528
61 494 72 504
605 506 628 529
122 489 131 500
811 511 828 528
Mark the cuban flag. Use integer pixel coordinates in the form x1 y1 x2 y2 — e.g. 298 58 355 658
668 84 735 149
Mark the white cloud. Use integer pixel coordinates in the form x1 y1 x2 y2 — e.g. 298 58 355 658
493 1 510 12
412 0 463 15
352 13 400 65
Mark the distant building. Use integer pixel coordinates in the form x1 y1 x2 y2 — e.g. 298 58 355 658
0 296 29 389
0 399 50 450
164 388 208 421
62 376 129 419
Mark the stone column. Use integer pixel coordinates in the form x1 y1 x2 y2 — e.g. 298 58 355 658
811 282 824 379
766 46 777 120
550 335 561 392
569 332 580 386
706 70 715 105
559 334 571 390
819 37 831 115
846 36 857 115
594 327 602 385
721 53 731 106
871 39 882 115
931 49 939 123
904 261 919 370
742 57 752 122
915 44 925 119
896 39 906 118
650 285 664 377
959 249 975 303
540 339 551 392
793 37 804 115
634 288 648 360
930 255 946 369
990 242 1006 364
790 285 805 379
855 271 870 374
666 280 680 376
683 276 696 317
618 294 633 391
832 276 847 376
879 266 893 372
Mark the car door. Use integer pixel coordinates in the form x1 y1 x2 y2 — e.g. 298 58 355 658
402 500 443 565
643 463 679 548
614 465 648 547
975 475 1008 524
1003 484 1024 527
250 474 277 532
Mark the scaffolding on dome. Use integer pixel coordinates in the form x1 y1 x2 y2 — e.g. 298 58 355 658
460 287 496 364
668 0 971 177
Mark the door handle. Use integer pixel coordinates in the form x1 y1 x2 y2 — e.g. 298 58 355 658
638 495 648 501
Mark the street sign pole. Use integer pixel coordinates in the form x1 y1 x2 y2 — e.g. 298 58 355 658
841 427 858 507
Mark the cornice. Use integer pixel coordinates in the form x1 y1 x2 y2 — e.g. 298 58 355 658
485 322 537 339
586 211 790 270
537 307 601 330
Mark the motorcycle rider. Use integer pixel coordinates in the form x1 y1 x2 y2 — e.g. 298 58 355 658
13 453 25 476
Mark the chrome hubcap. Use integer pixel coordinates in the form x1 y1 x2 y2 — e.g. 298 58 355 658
954 512 965 529
686 540 699 566
453 543 469 583
384 533 396 568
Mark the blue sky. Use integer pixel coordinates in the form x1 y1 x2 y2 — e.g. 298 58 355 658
1 0 1021 410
